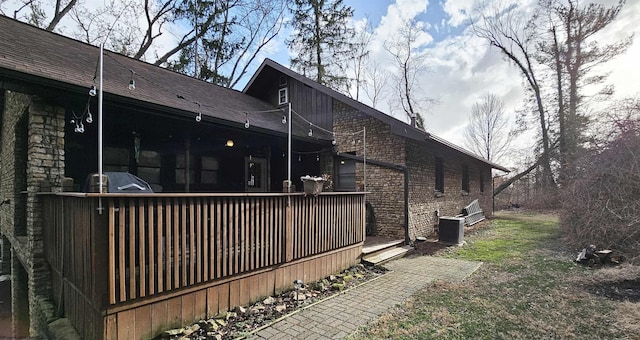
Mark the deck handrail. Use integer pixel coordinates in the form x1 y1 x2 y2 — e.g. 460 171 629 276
42 191 366 311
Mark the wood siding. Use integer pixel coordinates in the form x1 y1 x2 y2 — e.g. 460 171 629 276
289 78 334 131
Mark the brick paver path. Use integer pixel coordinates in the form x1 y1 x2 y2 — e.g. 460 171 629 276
250 256 482 339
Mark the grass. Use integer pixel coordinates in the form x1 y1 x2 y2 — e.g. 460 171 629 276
349 211 640 339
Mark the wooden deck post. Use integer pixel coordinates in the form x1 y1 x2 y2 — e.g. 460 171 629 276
285 201 293 262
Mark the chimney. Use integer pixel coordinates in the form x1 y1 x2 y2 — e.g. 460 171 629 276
410 114 417 128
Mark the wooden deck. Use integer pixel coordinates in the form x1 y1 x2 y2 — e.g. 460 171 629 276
42 192 366 339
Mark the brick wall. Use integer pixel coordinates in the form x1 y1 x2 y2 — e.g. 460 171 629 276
1 90 66 337
406 140 492 239
332 100 493 241
333 102 406 238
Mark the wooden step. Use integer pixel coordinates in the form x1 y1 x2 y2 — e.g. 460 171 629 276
362 245 412 266
362 239 405 255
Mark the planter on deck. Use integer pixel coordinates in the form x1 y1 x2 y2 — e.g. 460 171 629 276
301 176 325 196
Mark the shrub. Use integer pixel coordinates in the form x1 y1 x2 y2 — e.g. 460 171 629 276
560 117 640 261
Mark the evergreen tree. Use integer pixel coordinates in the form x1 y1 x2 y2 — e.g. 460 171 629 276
287 0 355 89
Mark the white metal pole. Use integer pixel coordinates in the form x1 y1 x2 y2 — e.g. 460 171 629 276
287 102 292 192
98 44 104 184
98 44 104 211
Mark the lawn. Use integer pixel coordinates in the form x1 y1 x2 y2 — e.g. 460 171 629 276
349 211 640 339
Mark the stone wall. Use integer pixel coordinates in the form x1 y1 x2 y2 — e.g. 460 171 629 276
0 90 67 338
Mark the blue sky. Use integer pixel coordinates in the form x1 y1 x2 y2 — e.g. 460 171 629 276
293 0 640 167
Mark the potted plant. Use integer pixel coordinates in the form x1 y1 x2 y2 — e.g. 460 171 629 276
300 175 325 196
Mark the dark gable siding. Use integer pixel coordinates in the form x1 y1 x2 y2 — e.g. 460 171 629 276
289 78 333 132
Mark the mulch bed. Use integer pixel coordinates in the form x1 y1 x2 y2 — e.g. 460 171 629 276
157 264 388 339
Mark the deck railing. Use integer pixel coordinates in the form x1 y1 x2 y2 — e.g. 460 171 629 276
43 192 365 314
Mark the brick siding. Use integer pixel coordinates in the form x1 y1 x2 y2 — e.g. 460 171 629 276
332 100 493 241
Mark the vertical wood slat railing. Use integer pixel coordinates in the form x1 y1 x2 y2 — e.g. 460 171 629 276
43 194 108 340
43 192 365 310
106 195 289 305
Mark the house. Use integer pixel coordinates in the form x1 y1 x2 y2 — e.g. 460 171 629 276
0 15 506 339
244 59 509 243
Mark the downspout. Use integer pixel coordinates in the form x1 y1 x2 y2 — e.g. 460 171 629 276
336 152 411 245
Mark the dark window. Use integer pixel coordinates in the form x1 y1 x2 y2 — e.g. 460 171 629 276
462 165 470 193
435 157 444 192
279 75 288 87
176 154 218 186
480 172 485 193
337 158 356 191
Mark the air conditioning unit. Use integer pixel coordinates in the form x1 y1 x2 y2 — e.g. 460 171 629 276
438 217 465 245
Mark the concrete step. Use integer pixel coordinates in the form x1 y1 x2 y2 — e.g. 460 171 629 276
362 245 412 266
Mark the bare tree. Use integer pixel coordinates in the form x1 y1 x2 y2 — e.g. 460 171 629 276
464 94 511 163
5 0 77 31
473 3 556 187
363 60 389 109
344 18 373 100
5 0 287 87
384 19 435 130
537 0 632 182
474 0 631 188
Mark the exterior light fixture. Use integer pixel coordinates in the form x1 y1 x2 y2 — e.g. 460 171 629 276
195 112 202 122
89 85 97 96
282 115 287 124
225 139 234 147
128 70 136 90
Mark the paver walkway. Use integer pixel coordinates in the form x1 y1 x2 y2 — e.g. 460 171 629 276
250 255 482 339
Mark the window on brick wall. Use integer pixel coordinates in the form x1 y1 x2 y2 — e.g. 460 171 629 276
435 157 444 193
462 165 470 193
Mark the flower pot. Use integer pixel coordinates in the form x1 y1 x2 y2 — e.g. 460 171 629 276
300 176 325 196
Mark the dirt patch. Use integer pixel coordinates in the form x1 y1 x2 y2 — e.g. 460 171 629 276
586 279 640 302
412 241 449 256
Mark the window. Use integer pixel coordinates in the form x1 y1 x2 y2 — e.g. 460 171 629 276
278 87 288 105
176 153 195 185
201 156 218 185
176 154 218 186
138 150 162 185
462 165 469 193
103 147 130 172
435 157 444 193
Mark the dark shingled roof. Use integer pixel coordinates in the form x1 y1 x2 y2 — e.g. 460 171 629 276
0 16 326 140
245 59 510 172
